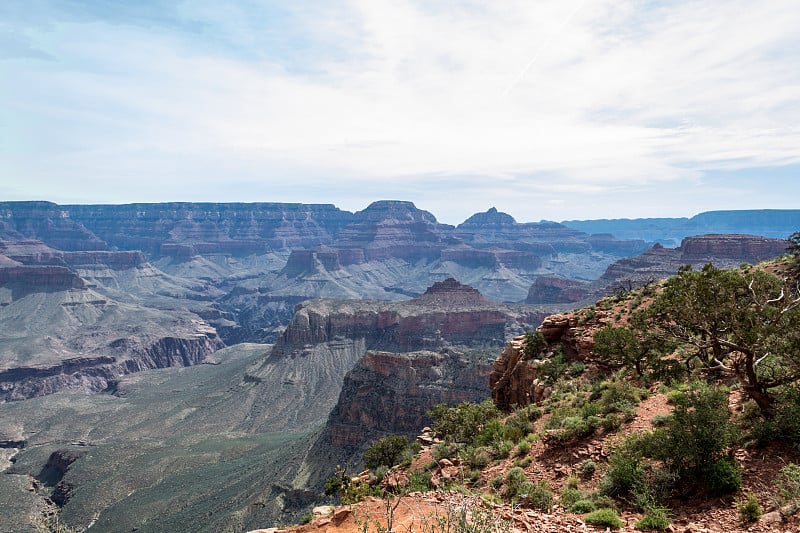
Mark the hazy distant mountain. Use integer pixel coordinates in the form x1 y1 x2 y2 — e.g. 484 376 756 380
562 209 800 247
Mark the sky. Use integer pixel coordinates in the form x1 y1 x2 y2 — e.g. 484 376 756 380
1 0 799 225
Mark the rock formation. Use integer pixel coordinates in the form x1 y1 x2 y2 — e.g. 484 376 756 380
527 234 791 304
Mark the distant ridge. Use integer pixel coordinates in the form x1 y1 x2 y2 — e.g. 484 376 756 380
561 209 800 246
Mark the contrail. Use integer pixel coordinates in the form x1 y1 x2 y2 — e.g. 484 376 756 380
501 0 587 98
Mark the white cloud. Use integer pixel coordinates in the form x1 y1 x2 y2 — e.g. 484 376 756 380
1 0 799 223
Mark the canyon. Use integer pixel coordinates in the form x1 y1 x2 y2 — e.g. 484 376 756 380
0 201 797 532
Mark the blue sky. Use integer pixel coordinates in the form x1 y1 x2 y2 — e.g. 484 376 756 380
2 0 799 225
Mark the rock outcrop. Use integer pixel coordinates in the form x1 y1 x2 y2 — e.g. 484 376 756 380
527 234 791 304
268 278 548 357
326 349 492 448
0 328 223 401
525 276 591 304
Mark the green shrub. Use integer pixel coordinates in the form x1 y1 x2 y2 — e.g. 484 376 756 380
664 390 685 405
703 457 742 496
558 416 595 441
539 348 568 383
432 442 460 461
636 506 671 530
491 475 504 489
601 446 646 497
429 400 501 444
516 439 531 456
600 413 622 432
462 446 493 469
579 459 597 480
518 480 554 511
589 492 618 511
407 470 433 492
560 486 585 508
777 463 800 503
584 508 624 529
565 474 580 490
651 385 740 485
493 440 514 459
363 435 413 469
522 330 548 360
593 326 642 371
651 413 671 427
503 466 527 499
514 456 532 468
569 499 597 513
525 405 543 421
737 492 762 524
570 361 586 376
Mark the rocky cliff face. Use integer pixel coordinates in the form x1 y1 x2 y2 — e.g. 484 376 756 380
269 278 549 357
0 325 223 401
563 209 800 246
278 280 551 491
679 233 789 262
0 241 225 400
0 201 652 326
489 311 597 411
0 201 356 256
527 234 791 304
325 350 492 448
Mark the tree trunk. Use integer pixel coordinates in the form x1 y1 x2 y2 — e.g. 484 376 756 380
741 382 776 418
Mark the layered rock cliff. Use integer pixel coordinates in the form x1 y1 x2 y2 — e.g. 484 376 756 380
527 234 791 304
0 241 225 400
325 349 492 448
278 280 552 491
266 278 549 358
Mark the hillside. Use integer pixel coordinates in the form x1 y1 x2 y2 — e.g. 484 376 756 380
266 255 800 533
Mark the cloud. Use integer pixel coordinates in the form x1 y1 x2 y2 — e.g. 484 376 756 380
1 0 799 223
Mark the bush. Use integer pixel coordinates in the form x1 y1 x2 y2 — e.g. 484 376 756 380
363 435 413 469
664 390 685 405
558 416 595 441
703 457 742 496
539 348 568 383
523 330 548 360
579 459 597 480
432 442 460 461
518 480 554 511
601 446 646 497
429 400 501 444
503 410 533 443
584 508 624 529
493 440 514 459
560 486 585 508
600 413 622 432
593 326 642 371
636 506 671 530
502 467 527 499
568 499 597 513
651 384 740 484
407 470 433 492
515 439 531 456
514 456 532 468
651 413 671 427
462 446 493 469
777 463 800 503
738 492 762 524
